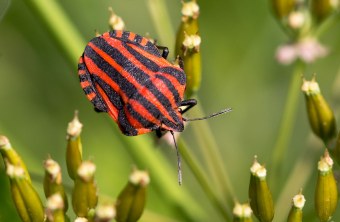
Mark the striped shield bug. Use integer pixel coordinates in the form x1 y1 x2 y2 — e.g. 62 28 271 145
78 30 230 184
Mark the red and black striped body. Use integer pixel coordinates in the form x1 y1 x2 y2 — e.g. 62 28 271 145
78 30 186 136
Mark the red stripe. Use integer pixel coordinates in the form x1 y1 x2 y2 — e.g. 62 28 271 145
102 35 180 112
128 32 136 41
115 30 123 38
81 81 91 88
129 43 175 68
95 83 118 122
84 55 129 103
87 42 177 124
87 92 96 100
140 37 148 46
129 99 161 126
78 69 86 75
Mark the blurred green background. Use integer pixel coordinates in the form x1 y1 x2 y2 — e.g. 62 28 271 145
1 0 340 221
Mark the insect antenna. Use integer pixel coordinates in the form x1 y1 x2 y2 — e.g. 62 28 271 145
182 108 232 122
170 130 182 185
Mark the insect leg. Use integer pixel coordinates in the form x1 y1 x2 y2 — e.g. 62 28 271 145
176 56 184 70
156 45 169 59
179 99 197 114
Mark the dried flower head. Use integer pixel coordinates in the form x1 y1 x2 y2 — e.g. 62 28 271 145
181 0 199 20
67 111 83 139
108 7 125 30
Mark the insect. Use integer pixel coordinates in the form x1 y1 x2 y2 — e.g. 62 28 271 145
78 30 230 184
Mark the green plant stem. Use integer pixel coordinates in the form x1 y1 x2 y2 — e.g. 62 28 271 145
189 100 235 208
146 0 175 52
274 138 319 221
314 14 340 38
178 139 231 221
270 61 305 188
23 0 86 68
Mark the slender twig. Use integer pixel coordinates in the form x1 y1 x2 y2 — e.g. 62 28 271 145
188 101 235 208
23 0 86 68
274 136 320 221
146 0 175 53
178 139 232 221
270 61 306 190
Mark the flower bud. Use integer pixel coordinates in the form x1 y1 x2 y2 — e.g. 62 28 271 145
0 135 31 183
115 168 149 222
181 0 199 21
108 7 125 30
248 157 274 222
332 129 340 164
75 217 88 222
233 202 253 222
311 0 339 23
271 0 296 19
66 111 83 180
46 193 65 222
287 192 305 222
315 150 338 222
44 157 68 212
175 0 201 97
6 162 45 222
94 203 116 222
72 161 98 218
301 77 336 144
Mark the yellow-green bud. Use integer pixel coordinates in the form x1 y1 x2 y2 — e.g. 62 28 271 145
248 157 274 222
271 0 297 19
66 111 83 180
0 135 31 183
46 193 65 222
301 77 336 144
94 203 116 222
6 162 45 222
175 1 201 97
44 157 68 212
315 150 338 222
108 7 125 30
233 202 253 222
72 161 98 218
311 0 339 23
332 129 340 164
287 192 305 222
116 169 149 222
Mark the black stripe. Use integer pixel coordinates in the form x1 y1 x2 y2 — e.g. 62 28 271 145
122 42 185 85
93 75 123 110
155 74 182 105
134 35 143 44
122 31 130 39
159 67 186 85
83 86 92 95
78 57 107 112
117 109 138 136
110 30 117 37
122 43 160 72
109 31 160 57
84 45 174 127
90 38 180 125
126 103 159 130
